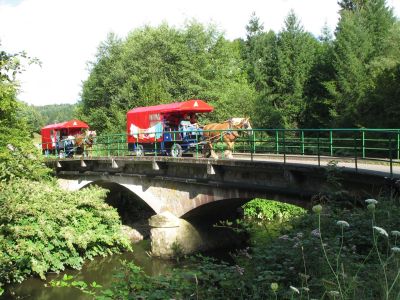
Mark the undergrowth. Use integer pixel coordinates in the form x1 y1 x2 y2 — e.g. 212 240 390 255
0 179 131 287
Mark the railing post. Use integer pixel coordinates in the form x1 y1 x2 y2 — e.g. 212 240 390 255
317 131 320 167
251 130 255 162
330 130 333 157
117 137 119 156
195 130 199 159
301 130 305 155
276 130 279 154
362 130 365 159
154 134 158 157
389 134 393 178
283 130 286 164
354 131 358 173
107 136 110 157
252 130 256 153
397 130 399 160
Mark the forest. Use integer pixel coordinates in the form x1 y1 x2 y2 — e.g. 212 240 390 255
71 0 400 135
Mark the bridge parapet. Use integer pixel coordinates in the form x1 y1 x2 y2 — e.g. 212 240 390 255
48 156 391 218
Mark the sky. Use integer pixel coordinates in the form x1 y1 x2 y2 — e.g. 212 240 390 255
0 0 399 107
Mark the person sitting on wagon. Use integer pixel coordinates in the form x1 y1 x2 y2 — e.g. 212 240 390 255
64 135 75 158
180 114 191 138
189 113 199 128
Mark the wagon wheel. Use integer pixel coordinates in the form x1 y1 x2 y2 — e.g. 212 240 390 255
170 143 183 158
135 144 144 157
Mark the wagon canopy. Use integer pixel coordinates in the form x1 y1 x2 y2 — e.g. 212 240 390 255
127 99 213 116
126 99 213 143
41 119 89 150
41 119 89 130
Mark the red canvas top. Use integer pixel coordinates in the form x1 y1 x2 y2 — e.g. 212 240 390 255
41 119 89 130
127 99 213 115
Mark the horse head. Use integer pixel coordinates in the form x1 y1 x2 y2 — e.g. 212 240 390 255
229 118 253 136
85 130 97 146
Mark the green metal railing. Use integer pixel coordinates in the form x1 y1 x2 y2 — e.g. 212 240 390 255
41 128 400 177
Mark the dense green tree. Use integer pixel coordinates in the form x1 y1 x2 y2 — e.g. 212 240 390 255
0 45 50 182
301 25 336 128
331 0 398 127
248 11 319 128
243 12 265 84
272 11 318 127
79 23 255 134
338 0 367 11
360 21 400 127
79 3 400 132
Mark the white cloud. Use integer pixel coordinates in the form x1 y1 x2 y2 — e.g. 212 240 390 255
0 0 399 106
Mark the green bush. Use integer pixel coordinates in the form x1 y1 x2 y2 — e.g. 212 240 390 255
243 199 306 222
0 179 131 285
50 196 400 299
0 127 52 182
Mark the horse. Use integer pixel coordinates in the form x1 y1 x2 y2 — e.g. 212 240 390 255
74 130 97 158
202 118 252 159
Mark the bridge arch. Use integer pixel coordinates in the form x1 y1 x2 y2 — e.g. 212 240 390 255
79 180 155 210
82 180 156 222
58 174 310 220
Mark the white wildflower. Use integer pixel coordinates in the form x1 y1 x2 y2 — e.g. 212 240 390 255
373 226 389 237
391 247 400 253
391 230 400 237
311 229 321 238
312 205 322 214
329 290 340 296
270 282 278 291
365 199 378 205
290 286 300 294
235 265 244 276
336 220 350 228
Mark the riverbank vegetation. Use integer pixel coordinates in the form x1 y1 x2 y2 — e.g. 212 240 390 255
0 46 131 295
0 180 130 284
56 195 400 299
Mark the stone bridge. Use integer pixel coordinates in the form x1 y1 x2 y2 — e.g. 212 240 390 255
48 156 391 257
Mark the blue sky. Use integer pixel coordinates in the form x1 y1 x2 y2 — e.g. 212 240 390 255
0 0 399 106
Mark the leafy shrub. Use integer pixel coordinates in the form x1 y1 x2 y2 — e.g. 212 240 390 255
50 196 400 299
0 179 131 285
0 126 52 182
243 198 306 222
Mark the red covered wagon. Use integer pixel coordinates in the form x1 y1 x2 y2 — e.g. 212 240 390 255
41 119 89 155
126 99 213 157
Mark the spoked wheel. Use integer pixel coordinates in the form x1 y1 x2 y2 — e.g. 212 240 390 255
135 144 144 157
170 143 183 157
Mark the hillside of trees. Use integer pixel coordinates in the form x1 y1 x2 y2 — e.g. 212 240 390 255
35 104 76 126
77 0 400 135
14 103 76 134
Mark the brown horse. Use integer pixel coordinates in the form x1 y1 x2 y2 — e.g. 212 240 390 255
75 130 96 158
202 118 252 159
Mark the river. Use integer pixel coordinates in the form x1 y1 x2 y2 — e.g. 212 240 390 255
1 237 240 300
1 240 180 300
